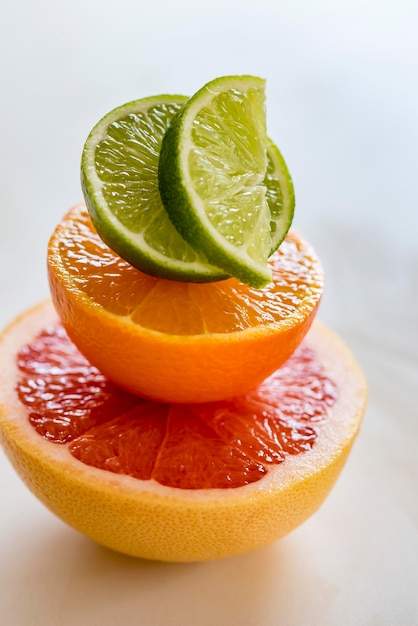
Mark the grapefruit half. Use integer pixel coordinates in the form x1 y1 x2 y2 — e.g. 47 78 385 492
0 301 366 562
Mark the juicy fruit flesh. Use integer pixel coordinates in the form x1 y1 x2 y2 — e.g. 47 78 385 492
190 87 271 262
95 104 183 232
94 101 205 264
54 204 322 336
83 93 294 287
16 324 338 490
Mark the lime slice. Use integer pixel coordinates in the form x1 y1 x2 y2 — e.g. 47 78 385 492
81 95 227 282
158 75 289 288
265 138 295 254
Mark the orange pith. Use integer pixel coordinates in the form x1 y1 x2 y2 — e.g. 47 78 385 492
16 320 337 489
47 204 324 403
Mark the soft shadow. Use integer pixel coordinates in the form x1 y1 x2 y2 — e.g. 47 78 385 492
6 521 310 626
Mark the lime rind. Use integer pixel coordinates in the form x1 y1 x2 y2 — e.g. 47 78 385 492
81 95 227 282
159 76 275 288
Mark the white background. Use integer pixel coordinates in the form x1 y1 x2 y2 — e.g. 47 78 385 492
0 1 417 624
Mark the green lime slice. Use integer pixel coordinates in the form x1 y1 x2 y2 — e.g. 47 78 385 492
81 95 227 282
159 75 292 288
265 138 295 254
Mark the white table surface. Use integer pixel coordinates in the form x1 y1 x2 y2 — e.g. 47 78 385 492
1 1 417 624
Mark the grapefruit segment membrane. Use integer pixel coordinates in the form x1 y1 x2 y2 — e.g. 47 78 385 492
0 301 367 561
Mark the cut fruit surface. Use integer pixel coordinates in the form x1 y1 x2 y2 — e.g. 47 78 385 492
81 95 226 282
0 301 367 561
265 138 295 254
159 76 294 287
47 204 323 403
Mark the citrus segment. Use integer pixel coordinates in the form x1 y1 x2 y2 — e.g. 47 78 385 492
16 324 138 443
158 75 287 287
0 301 367 561
81 95 226 282
47 204 324 403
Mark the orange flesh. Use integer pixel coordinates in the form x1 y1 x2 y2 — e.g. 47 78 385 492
57 206 322 335
16 324 337 489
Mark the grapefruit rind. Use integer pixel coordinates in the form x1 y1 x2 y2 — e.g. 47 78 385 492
0 301 367 562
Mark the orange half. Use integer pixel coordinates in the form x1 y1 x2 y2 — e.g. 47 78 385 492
47 204 324 403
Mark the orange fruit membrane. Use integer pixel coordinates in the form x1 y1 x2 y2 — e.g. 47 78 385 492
0 301 367 562
47 204 324 403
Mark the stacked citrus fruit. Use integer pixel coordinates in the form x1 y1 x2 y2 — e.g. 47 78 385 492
0 76 367 561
